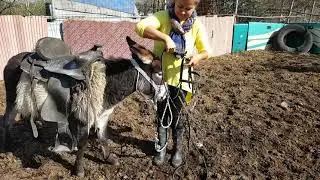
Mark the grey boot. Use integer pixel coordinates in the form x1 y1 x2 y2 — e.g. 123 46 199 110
172 127 184 167
153 127 167 165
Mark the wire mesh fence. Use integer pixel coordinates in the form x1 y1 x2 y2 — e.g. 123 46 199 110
0 0 319 23
196 0 320 23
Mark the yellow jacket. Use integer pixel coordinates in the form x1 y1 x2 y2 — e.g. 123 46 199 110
136 10 211 93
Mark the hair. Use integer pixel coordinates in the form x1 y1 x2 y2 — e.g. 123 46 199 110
172 0 201 6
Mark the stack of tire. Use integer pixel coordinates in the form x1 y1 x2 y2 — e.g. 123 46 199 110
272 24 317 53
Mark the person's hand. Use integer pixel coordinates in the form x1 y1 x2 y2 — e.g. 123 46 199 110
187 55 201 67
187 51 209 67
164 36 176 53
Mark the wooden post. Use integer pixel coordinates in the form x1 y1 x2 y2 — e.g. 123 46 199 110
234 0 239 15
26 1 30 16
287 0 295 23
279 0 284 22
280 0 284 16
309 0 316 23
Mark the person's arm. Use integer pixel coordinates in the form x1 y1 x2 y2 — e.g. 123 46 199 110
136 12 175 53
143 27 176 53
188 20 212 67
188 50 208 66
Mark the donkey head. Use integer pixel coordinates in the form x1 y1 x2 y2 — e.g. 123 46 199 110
126 36 166 102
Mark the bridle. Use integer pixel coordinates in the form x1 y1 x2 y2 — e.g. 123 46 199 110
129 58 167 105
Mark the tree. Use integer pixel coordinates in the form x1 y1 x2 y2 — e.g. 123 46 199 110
0 0 46 16
136 0 166 15
0 0 16 14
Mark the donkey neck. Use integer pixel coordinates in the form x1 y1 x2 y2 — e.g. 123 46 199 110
104 58 138 107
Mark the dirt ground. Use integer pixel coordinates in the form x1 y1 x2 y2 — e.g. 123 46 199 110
0 50 319 179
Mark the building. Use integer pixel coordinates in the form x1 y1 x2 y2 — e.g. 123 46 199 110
48 0 138 38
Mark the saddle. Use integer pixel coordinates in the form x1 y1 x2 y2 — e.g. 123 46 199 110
21 37 103 81
19 37 103 152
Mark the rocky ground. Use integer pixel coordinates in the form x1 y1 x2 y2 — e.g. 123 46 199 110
0 50 319 179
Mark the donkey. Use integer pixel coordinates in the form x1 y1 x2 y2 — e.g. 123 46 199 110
2 36 166 177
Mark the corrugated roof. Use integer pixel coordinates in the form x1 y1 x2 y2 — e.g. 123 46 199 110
74 0 136 14
0 16 48 80
63 20 153 59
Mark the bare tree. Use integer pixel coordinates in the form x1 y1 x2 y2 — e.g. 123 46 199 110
136 0 165 15
0 0 16 14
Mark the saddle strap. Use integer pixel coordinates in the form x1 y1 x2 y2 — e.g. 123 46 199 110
20 54 48 82
30 75 39 138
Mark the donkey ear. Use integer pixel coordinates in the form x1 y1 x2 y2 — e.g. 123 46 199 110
126 36 153 64
126 36 136 47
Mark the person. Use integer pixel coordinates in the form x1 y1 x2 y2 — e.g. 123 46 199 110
135 0 211 167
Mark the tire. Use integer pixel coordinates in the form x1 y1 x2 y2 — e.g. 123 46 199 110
276 24 313 53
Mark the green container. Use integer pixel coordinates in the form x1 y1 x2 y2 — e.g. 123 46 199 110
247 22 285 50
232 24 249 53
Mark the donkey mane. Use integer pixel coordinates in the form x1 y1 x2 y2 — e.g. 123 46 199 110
103 58 138 107
70 58 140 126
103 58 135 75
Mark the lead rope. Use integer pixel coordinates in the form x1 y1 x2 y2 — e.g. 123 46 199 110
132 68 170 153
154 52 173 153
169 52 207 178
172 73 208 180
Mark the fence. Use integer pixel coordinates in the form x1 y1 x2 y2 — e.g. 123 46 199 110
197 0 320 23
0 15 235 68
0 0 318 80
1 0 320 22
0 15 47 80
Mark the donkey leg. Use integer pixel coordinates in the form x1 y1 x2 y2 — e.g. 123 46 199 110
1 101 17 149
3 99 18 129
2 68 20 149
96 138 119 166
74 122 89 177
95 108 119 165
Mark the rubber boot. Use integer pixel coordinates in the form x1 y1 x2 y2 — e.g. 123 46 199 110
153 126 167 165
172 127 183 167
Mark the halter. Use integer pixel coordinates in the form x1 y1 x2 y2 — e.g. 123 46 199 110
129 58 167 104
130 59 158 90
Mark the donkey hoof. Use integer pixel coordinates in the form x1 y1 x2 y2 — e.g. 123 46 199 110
0 127 8 151
52 145 72 153
76 166 85 177
105 153 119 166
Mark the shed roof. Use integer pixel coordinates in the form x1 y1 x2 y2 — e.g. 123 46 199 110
74 0 136 14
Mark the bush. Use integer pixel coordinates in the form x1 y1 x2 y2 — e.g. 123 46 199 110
0 0 47 16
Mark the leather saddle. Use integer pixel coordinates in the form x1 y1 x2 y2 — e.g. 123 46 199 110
21 37 103 81
19 37 103 152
